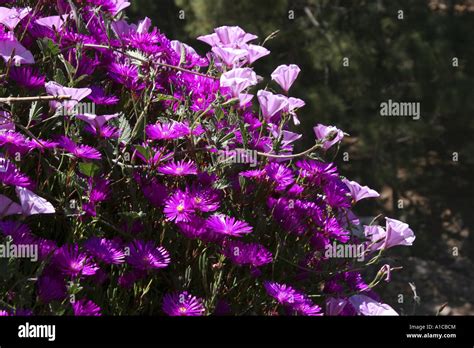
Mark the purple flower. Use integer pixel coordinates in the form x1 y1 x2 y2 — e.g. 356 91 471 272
291 299 323 316
76 113 119 129
52 244 98 277
164 190 195 222
86 86 119 105
0 6 31 31
146 122 189 140
342 178 380 202
126 240 170 270
0 131 31 155
0 194 21 217
264 163 294 190
198 26 257 47
0 111 14 132
244 44 270 64
206 214 253 237
187 186 220 212
9 66 45 88
162 291 205 316
263 281 305 306
271 64 301 92
158 160 197 176
223 240 272 267
57 136 101 160
220 67 257 97
37 272 66 304
326 297 350 316
44 82 91 113
0 158 33 188
15 186 55 216
107 63 145 91
212 46 248 67
257 90 288 122
84 237 125 265
348 294 398 316
0 37 34 65
313 124 344 151
323 178 352 209
365 218 415 251
72 299 102 316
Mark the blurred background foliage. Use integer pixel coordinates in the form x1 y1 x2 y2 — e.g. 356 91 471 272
128 0 474 314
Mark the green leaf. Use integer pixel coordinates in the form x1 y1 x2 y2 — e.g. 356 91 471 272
134 145 152 161
37 38 60 56
27 101 42 126
125 50 147 66
113 113 132 145
78 162 99 177
54 68 67 86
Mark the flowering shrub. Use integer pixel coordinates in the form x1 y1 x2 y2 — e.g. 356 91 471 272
0 0 415 316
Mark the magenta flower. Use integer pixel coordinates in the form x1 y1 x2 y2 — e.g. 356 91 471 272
348 294 398 316
271 64 301 92
162 291 205 316
188 187 220 212
0 158 33 188
223 240 272 267
342 178 380 202
37 273 66 304
264 163 295 190
9 66 45 88
313 124 344 151
291 299 324 316
158 160 197 176
52 244 99 277
126 240 171 270
206 214 253 237
0 131 31 155
72 299 102 316
57 136 101 160
107 63 145 91
264 281 306 306
84 237 125 265
146 122 189 140
164 190 195 222
86 86 119 105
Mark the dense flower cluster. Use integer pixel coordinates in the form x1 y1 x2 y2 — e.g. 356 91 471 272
0 0 415 316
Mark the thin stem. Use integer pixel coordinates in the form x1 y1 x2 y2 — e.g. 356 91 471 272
0 95 71 104
257 142 323 159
